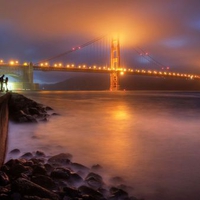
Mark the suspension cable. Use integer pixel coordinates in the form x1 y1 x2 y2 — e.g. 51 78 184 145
34 34 107 65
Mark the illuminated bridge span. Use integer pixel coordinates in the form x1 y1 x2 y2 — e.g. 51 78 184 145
33 64 200 80
0 35 200 90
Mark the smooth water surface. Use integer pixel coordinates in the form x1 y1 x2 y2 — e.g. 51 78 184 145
6 91 200 200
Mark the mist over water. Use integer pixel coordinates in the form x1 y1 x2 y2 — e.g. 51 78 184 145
6 91 200 200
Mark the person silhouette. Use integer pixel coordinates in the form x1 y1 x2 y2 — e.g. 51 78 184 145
0 75 5 92
4 77 8 92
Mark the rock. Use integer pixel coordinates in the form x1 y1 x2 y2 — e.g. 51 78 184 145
63 186 80 198
109 187 129 199
48 153 72 165
70 162 90 173
9 149 20 154
78 185 104 199
68 172 84 186
91 164 103 171
10 163 30 177
28 107 41 115
23 196 51 200
21 152 33 159
24 160 34 167
0 171 10 186
85 172 104 189
11 178 60 200
8 93 55 123
32 165 47 176
11 193 21 200
0 185 10 194
31 175 56 190
30 158 45 165
35 151 46 157
0 193 10 200
52 113 59 116
46 106 53 111
44 163 54 173
50 167 71 179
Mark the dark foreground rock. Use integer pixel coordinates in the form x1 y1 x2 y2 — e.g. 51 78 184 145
0 151 143 200
8 93 57 123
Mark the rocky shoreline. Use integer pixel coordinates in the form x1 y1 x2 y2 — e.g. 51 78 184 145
8 93 58 123
0 150 143 200
0 93 144 199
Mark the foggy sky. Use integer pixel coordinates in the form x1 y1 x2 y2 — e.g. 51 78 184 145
0 0 200 83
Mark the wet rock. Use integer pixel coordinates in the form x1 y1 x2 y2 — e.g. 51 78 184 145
91 164 103 171
21 152 33 159
78 185 104 199
5 158 26 165
17 111 38 123
32 165 47 176
46 106 53 111
48 153 72 165
44 163 54 173
31 175 56 190
30 158 45 165
11 193 21 200
0 165 10 174
24 160 34 167
0 171 10 186
71 162 90 173
0 193 10 200
10 163 30 177
63 186 80 198
35 151 46 157
85 172 104 189
9 149 20 154
68 172 84 186
109 187 129 199
0 186 10 194
28 107 41 115
81 194 98 200
50 167 71 179
23 196 51 200
11 178 60 200
109 176 125 186
52 113 60 116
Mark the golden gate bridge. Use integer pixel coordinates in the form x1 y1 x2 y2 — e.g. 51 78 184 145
0 35 199 90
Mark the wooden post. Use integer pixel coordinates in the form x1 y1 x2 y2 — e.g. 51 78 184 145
0 93 11 167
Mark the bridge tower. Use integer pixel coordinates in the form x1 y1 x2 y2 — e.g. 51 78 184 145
22 62 34 89
110 35 120 91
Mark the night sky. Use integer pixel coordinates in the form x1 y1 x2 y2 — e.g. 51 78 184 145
1 0 200 83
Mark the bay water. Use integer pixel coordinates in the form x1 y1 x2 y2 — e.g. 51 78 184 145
5 91 200 200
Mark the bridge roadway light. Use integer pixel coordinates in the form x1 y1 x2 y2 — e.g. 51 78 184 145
9 61 15 65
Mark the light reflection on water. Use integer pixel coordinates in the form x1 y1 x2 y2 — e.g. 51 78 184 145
5 91 200 200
